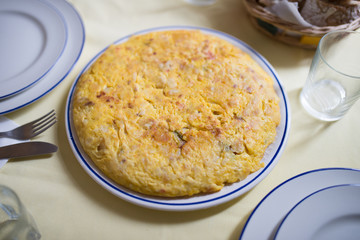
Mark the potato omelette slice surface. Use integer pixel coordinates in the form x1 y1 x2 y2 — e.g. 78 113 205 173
72 30 280 197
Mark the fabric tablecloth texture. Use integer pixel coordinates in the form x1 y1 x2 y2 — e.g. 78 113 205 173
1 0 360 239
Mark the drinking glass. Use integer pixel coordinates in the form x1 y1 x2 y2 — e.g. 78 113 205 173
300 30 360 121
0 185 41 240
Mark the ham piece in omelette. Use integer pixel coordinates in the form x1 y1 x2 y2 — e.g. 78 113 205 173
72 30 281 197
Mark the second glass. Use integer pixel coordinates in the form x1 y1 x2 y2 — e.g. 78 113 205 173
0 185 41 240
300 30 360 121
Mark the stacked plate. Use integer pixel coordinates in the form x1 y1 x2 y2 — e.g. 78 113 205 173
0 0 84 114
240 168 360 239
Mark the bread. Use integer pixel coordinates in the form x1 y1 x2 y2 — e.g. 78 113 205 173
72 30 281 197
300 0 360 26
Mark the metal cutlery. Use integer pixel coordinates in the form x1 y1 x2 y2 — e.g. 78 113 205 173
0 110 56 140
0 141 58 159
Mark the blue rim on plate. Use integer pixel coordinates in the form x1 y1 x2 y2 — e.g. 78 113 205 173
0 0 85 115
65 26 290 211
274 183 360 239
0 0 68 99
239 168 360 239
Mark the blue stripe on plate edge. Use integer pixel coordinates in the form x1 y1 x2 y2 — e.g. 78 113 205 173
66 26 289 207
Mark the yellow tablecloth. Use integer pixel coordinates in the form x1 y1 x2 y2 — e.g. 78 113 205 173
2 0 360 239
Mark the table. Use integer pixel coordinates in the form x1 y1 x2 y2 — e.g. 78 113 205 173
1 0 360 239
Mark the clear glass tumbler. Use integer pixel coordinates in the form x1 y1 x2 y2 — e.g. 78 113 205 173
0 185 41 240
300 30 360 121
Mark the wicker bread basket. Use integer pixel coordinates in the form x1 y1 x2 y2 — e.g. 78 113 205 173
243 0 360 49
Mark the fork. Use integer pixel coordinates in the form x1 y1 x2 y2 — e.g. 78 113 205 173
0 110 57 140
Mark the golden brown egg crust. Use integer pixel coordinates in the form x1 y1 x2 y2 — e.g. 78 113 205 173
72 30 280 197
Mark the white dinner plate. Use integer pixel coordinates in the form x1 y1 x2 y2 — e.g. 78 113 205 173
240 168 360 239
0 0 67 99
65 26 290 211
0 0 85 115
0 116 26 168
275 184 360 240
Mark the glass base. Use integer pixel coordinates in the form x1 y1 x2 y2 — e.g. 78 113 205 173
300 93 343 121
300 79 347 121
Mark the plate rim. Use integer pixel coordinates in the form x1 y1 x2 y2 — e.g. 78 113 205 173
65 25 290 211
0 0 68 99
274 183 360 239
0 0 85 115
239 167 360 239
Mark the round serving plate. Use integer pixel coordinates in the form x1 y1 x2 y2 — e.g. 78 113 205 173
0 0 67 99
65 26 290 211
0 0 85 115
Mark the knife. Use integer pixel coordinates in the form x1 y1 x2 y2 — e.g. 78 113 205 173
0 141 58 159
